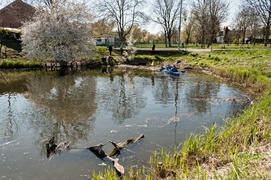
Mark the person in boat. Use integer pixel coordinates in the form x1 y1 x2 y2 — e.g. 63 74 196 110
166 65 171 70
171 65 178 72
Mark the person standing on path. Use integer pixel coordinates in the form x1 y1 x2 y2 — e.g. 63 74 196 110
152 44 155 52
109 45 113 56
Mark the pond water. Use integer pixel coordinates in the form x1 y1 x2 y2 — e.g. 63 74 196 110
0 67 251 179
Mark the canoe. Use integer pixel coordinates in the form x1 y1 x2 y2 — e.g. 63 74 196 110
160 67 180 76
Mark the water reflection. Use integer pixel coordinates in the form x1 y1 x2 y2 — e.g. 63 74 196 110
185 81 219 115
99 73 147 124
25 72 97 148
3 94 19 141
0 68 252 179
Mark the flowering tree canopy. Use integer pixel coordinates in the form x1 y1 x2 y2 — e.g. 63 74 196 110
21 0 95 62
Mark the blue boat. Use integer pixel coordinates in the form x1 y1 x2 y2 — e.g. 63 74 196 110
160 67 180 76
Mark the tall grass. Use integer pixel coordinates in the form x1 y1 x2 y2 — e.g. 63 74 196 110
142 89 271 179
185 49 271 94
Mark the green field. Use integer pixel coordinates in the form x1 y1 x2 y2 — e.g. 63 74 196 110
135 42 271 50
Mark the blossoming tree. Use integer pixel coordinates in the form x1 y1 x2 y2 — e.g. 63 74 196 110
21 0 95 62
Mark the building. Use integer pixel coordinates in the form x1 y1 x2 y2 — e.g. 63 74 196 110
216 30 224 43
93 32 119 46
94 37 115 46
0 0 35 28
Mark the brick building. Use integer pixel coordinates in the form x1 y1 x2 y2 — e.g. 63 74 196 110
0 0 35 28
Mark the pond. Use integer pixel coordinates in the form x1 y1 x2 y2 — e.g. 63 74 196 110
0 67 251 179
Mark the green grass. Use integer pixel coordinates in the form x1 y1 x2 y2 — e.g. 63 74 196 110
184 49 271 94
0 59 42 68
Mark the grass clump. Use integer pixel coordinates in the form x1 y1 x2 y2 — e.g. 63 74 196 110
0 59 42 69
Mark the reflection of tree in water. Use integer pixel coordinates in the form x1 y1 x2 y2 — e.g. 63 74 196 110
155 76 170 103
153 76 183 105
185 81 220 115
225 94 251 118
153 76 184 145
26 72 97 146
100 73 147 124
3 94 19 141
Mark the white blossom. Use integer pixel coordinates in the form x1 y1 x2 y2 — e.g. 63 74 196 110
21 0 95 62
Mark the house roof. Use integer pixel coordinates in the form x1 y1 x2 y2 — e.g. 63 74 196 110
0 0 36 28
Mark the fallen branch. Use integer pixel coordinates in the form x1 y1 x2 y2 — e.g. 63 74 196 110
45 134 144 176
109 134 144 156
107 156 125 175
45 137 72 158
87 143 107 160
87 143 125 175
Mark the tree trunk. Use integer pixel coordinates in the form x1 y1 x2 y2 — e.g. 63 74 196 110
0 34 2 59
168 34 171 47
242 28 247 44
0 43 2 59
167 29 172 47
264 24 270 46
118 28 126 43
164 33 168 48
264 10 271 46
201 31 205 48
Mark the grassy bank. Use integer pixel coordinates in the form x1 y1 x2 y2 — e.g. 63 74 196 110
184 49 271 95
93 49 271 179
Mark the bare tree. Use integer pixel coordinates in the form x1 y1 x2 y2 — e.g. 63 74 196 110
234 5 261 44
192 0 229 48
244 0 271 46
92 18 115 37
207 0 229 46
128 24 145 42
230 28 242 44
192 0 208 48
152 0 182 47
93 0 145 43
183 12 197 44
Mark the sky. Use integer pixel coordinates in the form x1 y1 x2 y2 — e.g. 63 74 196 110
1 0 241 34
143 0 242 34
223 0 241 27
